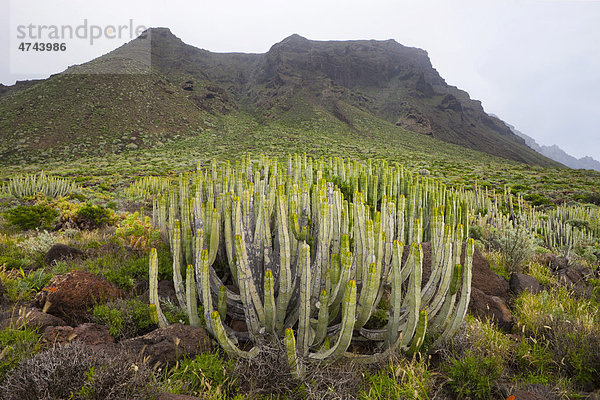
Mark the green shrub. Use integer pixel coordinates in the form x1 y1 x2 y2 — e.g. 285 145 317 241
515 337 556 384
446 355 503 400
83 242 172 291
91 298 154 340
0 327 42 380
359 358 431 400
164 353 237 398
73 203 112 230
1 268 53 302
492 224 536 273
3 204 59 230
514 288 600 388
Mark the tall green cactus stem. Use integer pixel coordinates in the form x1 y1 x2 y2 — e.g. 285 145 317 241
264 269 276 335
355 263 380 329
285 328 305 380
234 234 264 339
211 311 260 359
149 248 168 328
406 310 427 357
186 265 201 327
199 249 214 334
171 220 186 310
401 243 423 348
386 240 404 347
434 239 474 346
311 289 329 346
309 280 357 361
297 243 312 356
218 285 227 321
431 264 462 336
275 186 293 334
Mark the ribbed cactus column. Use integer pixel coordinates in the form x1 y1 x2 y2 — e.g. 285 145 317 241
140 153 477 370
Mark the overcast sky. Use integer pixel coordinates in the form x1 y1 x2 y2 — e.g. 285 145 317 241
1 0 599 161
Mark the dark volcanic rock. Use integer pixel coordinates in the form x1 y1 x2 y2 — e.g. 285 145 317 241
44 244 84 265
120 324 212 367
34 271 125 321
509 273 541 294
468 287 514 332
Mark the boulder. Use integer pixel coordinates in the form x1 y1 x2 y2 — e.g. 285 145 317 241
468 287 514 333
34 271 125 321
509 273 541 294
120 323 212 367
540 254 569 271
44 244 84 265
0 307 66 330
42 323 114 346
468 246 510 299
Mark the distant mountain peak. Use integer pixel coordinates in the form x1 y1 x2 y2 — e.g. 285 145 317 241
493 114 600 171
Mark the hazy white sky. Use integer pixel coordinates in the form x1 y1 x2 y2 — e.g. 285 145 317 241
1 0 599 161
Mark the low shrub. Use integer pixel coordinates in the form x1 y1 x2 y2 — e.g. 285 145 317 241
0 327 42 381
359 357 432 400
0 342 158 399
91 298 154 340
73 203 112 230
3 204 59 231
514 287 600 388
446 355 503 400
164 353 237 398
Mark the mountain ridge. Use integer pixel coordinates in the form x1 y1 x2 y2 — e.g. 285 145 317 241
494 116 600 172
0 28 561 167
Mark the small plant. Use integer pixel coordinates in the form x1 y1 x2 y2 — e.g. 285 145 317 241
1 267 53 302
493 223 536 273
446 355 503 400
164 353 237 398
514 287 600 388
3 204 59 231
115 212 161 252
91 298 154 340
73 203 112 230
0 327 42 381
359 357 432 400
526 261 556 287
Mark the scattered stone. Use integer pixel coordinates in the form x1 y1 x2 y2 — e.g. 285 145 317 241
0 307 66 330
42 323 114 346
468 287 514 332
34 271 125 321
44 244 84 265
540 254 569 271
120 323 212 367
556 263 595 288
84 243 122 258
509 273 541 294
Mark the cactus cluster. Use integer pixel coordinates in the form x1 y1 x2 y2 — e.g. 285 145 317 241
137 154 475 371
1 172 81 198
